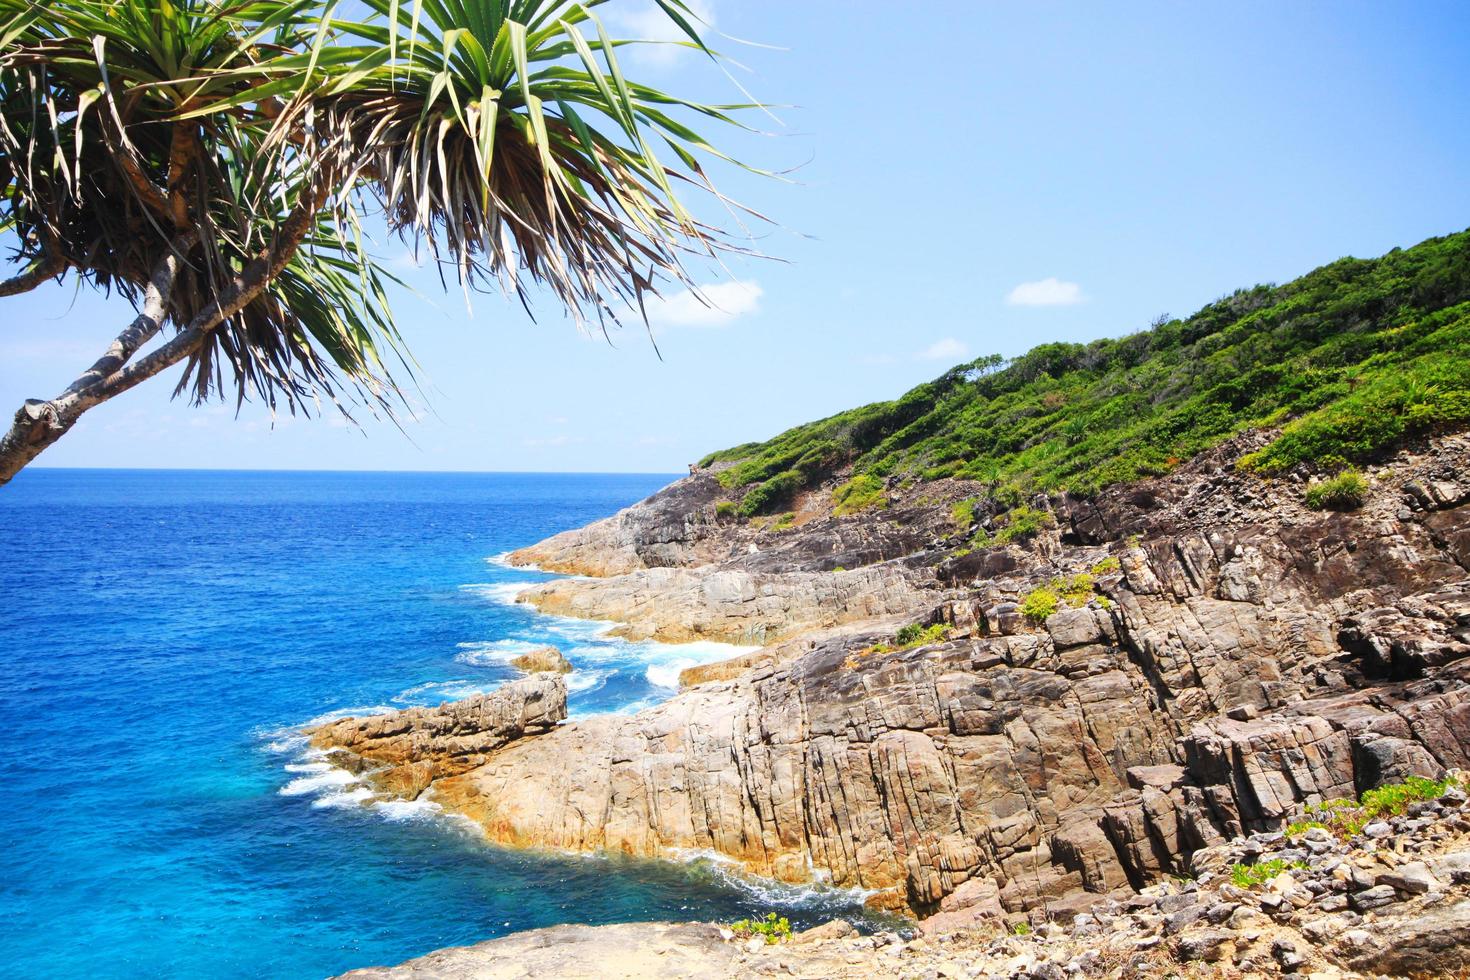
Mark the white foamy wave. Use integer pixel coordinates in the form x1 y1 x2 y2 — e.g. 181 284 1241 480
392 679 500 704
279 767 359 797
671 848 874 908
486 551 541 572
375 798 442 822
459 581 536 605
646 659 696 689
303 704 395 727
566 668 612 693
454 638 547 665
312 786 374 809
264 733 307 754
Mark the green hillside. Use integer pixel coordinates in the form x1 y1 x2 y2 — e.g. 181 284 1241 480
703 230 1470 516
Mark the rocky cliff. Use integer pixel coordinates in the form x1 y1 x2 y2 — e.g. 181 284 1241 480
313 431 1470 937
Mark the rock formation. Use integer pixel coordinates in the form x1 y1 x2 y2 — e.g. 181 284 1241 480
508 645 572 674
311 431 1470 969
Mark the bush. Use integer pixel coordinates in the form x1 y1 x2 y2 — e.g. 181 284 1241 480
950 497 979 532
1019 573 1099 625
1304 468 1369 511
1230 858 1308 888
769 512 795 532
895 622 950 648
1284 775 1462 839
729 912 792 945
714 501 736 520
993 505 1054 544
1019 587 1059 624
832 474 887 516
739 469 804 517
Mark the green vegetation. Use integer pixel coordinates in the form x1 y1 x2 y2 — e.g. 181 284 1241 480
700 232 1470 509
769 512 796 532
715 501 738 520
1019 573 1099 624
951 497 980 532
896 622 951 647
738 470 804 518
728 912 792 945
1011 922 1032 936
1019 588 1058 624
1285 775 1462 838
1230 858 1309 888
832 474 887 517
1090 556 1121 575
1304 468 1370 511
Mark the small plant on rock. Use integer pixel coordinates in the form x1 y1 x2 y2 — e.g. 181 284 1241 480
714 501 737 520
1230 858 1308 888
1011 921 1032 936
895 622 950 648
729 912 792 944
1304 468 1369 511
1019 586 1059 624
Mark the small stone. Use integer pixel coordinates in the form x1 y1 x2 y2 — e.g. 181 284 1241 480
1376 862 1439 895
1350 884 1397 912
1362 821 1393 839
1176 929 1233 962
1163 906 1203 935
1227 703 1260 721
1272 938 1305 972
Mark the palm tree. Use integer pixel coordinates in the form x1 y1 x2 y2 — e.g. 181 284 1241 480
0 0 767 484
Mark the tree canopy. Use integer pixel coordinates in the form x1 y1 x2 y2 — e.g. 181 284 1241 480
0 0 767 483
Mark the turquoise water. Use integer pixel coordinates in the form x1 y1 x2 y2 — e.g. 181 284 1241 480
1 469 867 978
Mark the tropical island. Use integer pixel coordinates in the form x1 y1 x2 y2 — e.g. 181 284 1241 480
311 230 1470 978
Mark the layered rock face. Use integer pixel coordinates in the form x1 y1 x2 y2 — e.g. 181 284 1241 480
312 433 1470 930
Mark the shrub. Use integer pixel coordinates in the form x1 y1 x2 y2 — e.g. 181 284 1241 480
1019 587 1059 624
950 497 979 532
1011 921 1032 936
832 474 887 517
729 912 792 945
1284 775 1461 839
739 469 804 517
714 501 736 520
1230 859 1308 888
1304 468 1369 511
1089 556 1120 575
993 505 1054 544
769 512 796 532
895 622 950 648
1019 573 1099 625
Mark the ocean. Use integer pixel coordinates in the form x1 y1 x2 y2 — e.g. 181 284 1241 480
0 469 869 978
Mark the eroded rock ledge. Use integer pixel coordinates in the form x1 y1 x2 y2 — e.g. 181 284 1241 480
307 674 565 799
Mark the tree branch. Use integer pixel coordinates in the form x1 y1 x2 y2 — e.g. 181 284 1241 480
0 184 330 486
0 252 68 297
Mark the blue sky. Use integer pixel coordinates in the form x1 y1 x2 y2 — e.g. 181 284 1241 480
4 0 1469 473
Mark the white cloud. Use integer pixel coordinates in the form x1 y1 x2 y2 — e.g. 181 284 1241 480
916 338 969 361
643 279 763 329
1005 277 1085 307
613 0 715 67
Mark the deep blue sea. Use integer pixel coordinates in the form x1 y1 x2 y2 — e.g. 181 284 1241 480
1 469 867 978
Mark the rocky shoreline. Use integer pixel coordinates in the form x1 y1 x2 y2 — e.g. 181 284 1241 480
311 430 1470 977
